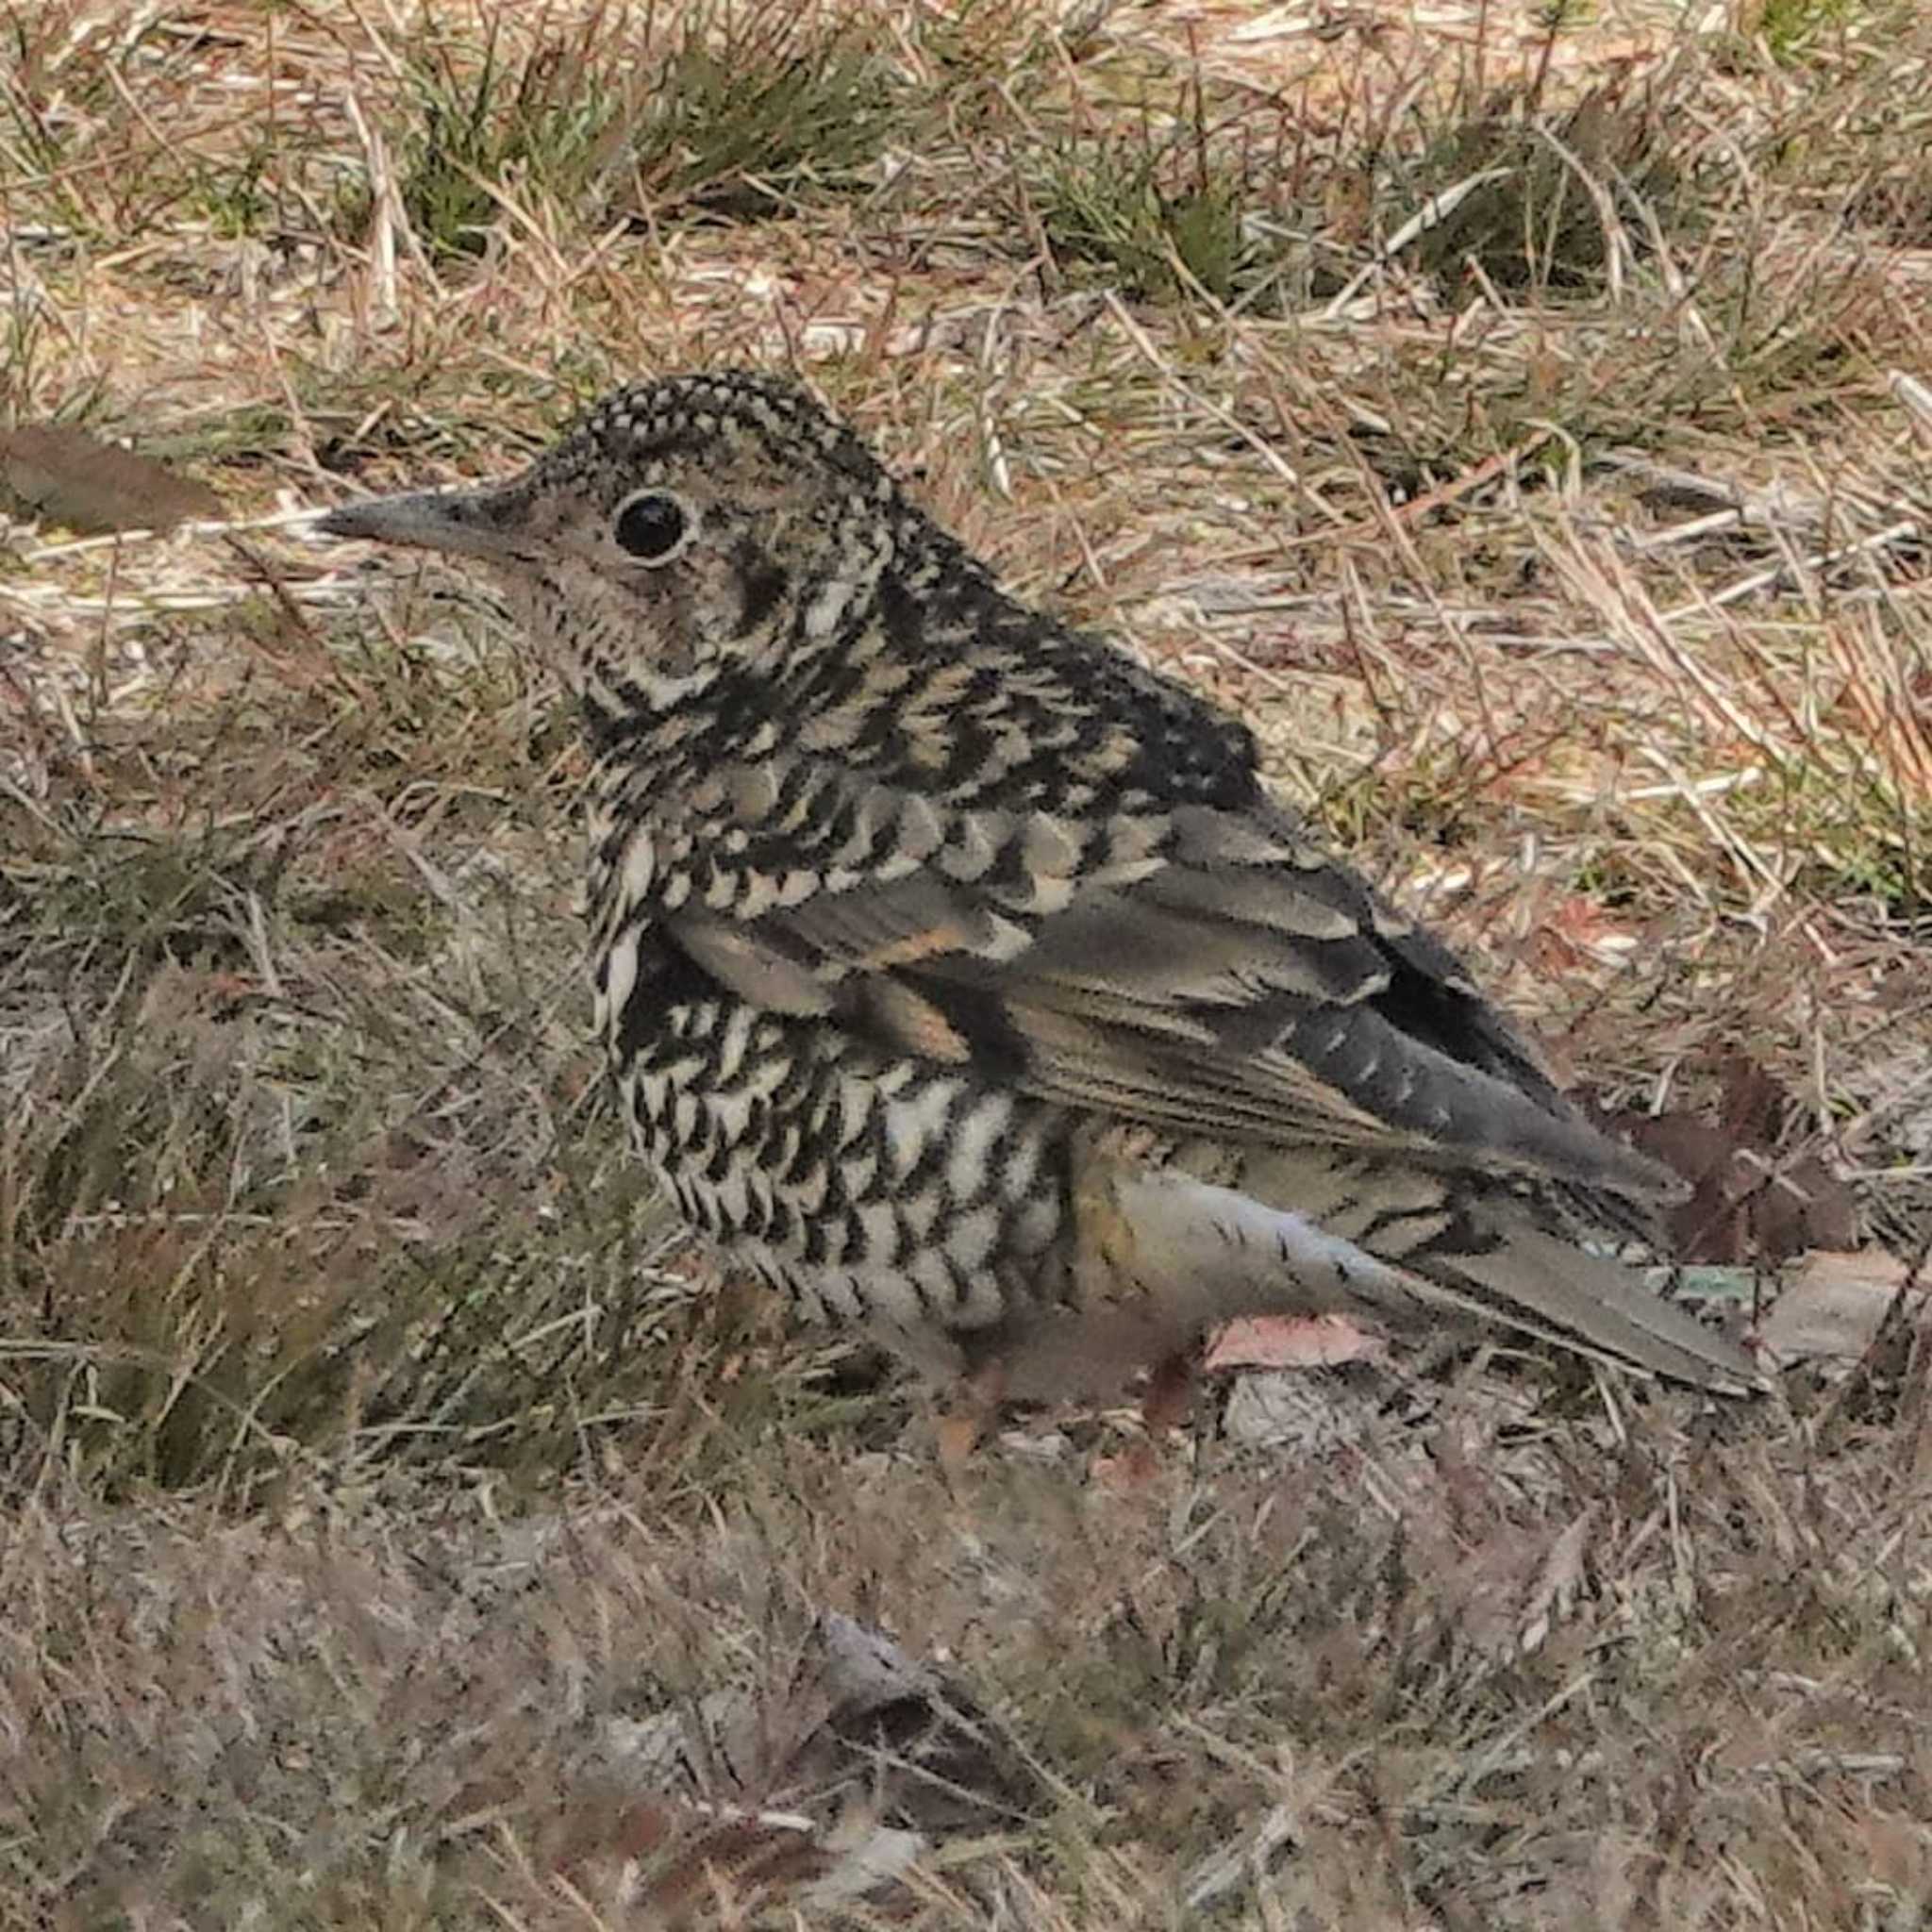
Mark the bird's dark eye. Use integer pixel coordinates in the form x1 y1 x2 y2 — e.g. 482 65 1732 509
613 490 691 563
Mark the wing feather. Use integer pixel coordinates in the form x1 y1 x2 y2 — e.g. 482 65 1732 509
657 778 1678 1203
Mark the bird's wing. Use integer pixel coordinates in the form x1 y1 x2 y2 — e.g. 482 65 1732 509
650 766 1675 1203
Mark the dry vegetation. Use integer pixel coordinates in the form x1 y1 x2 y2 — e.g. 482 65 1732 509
3 0 1931 1924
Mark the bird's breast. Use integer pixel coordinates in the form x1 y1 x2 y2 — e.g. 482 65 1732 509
591 897 1073 1337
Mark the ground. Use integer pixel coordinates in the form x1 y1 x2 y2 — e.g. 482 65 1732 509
3 1 1930 1925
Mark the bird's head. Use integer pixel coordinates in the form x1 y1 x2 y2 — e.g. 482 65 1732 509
320 372 919 716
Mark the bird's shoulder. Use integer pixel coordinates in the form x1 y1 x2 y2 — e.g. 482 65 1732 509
791 530 1267 817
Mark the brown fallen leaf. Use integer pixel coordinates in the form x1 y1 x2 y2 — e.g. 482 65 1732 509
1203 1312 1387 1372
546 1792 838 1925
1518 1507 1594 1655
1758 1249 1924 1364
548 1607 1041 1920
0 423 223 532
1613 1053 1857 1264
595 1609 1041 1839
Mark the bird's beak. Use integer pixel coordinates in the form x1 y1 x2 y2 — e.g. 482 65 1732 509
317 487 525 564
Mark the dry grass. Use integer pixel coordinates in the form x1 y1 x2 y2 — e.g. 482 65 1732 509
3 0 1930 1924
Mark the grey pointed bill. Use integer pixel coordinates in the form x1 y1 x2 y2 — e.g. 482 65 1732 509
318 489 521 564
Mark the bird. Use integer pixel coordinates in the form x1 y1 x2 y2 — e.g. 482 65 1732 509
319 370 1763 1448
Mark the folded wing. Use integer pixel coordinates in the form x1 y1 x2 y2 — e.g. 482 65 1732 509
657 771 1679 1209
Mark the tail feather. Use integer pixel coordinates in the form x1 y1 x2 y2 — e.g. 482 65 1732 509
1098 1161 1764 1393
1409 1216 1763 1392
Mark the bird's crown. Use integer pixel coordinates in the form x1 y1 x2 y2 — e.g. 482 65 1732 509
560 370 897 498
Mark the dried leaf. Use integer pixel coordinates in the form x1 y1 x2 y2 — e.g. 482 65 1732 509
804 1820 925 1907
1718 1052 1786 1144
0 424 223 533
1759 1249 1923 1363
1203 1312 1386 1372
1519 1509 1592 1655
1614 1055 1857 1263
595 1610 1041 1845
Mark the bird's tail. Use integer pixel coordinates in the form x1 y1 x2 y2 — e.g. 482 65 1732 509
1091 1152 1764 1393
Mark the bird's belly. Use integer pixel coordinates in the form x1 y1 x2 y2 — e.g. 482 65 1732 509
609 991 1072 1338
